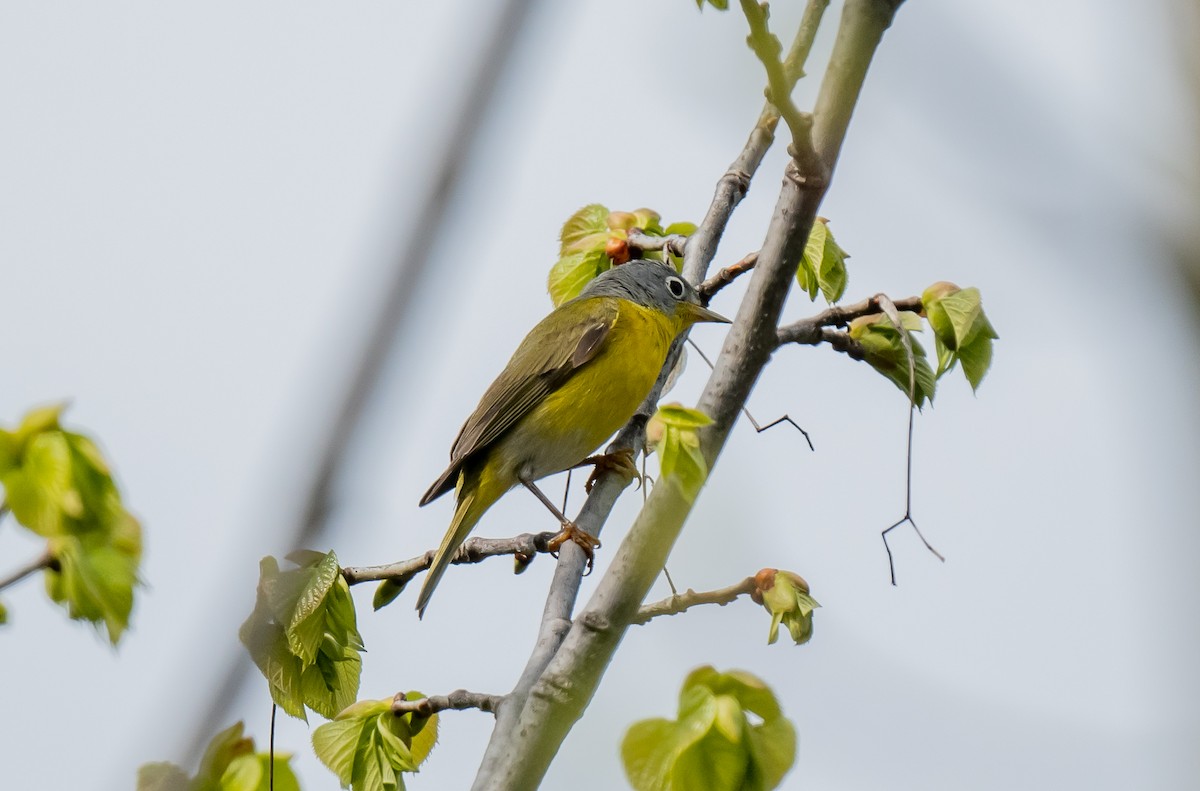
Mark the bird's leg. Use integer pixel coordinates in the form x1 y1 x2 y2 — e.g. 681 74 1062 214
575 446 641 493
519 476 601 567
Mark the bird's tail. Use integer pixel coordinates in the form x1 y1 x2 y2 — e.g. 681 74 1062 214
415 466 506 618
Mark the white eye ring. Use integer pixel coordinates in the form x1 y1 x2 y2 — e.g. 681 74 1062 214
666 276 686 299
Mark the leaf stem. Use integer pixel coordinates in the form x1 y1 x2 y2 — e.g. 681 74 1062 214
0 549 55 594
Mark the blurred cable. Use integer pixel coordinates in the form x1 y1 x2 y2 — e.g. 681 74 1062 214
181 0 544 761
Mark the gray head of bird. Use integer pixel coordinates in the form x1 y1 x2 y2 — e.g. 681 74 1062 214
578 259 730 326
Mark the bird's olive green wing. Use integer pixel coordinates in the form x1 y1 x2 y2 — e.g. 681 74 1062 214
419 297 618 505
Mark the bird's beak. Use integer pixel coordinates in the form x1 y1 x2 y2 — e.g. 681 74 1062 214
680 302 731 324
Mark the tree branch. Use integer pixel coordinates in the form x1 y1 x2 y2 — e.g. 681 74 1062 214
630 577 756 625
697 252 758 303
342 532 558 587
681 0 832 283
473 2 905 787
774 293 923 345
391 689 502 718
0 549 55 594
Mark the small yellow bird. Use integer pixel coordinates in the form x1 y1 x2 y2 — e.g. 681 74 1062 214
416 259 728 616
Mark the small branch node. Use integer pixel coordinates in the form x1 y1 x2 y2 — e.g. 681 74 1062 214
392 689 503 718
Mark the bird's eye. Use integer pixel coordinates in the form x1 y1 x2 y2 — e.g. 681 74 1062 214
666 276 686 299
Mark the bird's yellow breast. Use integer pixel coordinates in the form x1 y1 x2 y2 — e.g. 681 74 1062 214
493 299 679 481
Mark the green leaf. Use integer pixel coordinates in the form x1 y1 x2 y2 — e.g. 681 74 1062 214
559 203 610 254
240 552 364 720
695 0 729 9
848 313 936 408
958 333 995 391
44 513 142 643
372 579 405 611
648 405 713 502
621 719 680 791
314 696 439 791
921 283 998 390
0 599 7 626
796 218 849 303
623 667 796 791
139 722 299 791
547 248 610 307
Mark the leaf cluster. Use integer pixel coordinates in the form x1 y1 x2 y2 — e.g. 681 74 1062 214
923 282 998 391
547 204 695 307
622 667 795 791
848 310 938 408
795 217 848 303
137 721 300 791
646 404 714 502
752 569 819 646
0 403 142 643
239 550 364 720
312 695 438 791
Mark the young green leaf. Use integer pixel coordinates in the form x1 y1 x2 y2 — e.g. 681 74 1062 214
240 551 364 720
559 203 610 254
43 512 142 644
313 694 439 791
751 569 820 646
796 217 849 303
547 249 610 307
847 312 937 408
138 722 301 791
647 405 713 502
622 667 796 791
921 282 998 391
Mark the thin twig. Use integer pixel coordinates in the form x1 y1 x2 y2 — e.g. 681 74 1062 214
630 577 756 625
392 689 502 718
686 337 813 450
342 532 559 587
697 252 758 303
269 704 276 791
0 549 55 593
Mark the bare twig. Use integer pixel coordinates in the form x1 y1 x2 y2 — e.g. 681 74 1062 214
0 549 55 594
342 532 559 588
686 337 813 450
879 292 944 583
392 689 502 718
626 231 688 258
630 577 756 625
697 252 758 303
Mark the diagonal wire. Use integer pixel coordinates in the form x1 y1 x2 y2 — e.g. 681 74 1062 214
180 0 544 762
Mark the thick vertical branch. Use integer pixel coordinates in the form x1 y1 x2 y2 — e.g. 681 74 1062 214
472 4 833 782
472 2 903 788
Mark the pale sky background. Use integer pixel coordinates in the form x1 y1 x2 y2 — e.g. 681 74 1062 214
2 1 1199 790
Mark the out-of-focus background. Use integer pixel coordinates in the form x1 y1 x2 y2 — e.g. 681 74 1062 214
3 1 1198 789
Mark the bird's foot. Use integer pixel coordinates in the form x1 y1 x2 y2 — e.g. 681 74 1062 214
546 521 601 572
579 447 641 493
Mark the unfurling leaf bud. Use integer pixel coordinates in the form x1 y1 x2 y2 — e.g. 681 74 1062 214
752 568 820 646
605 237 632 265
